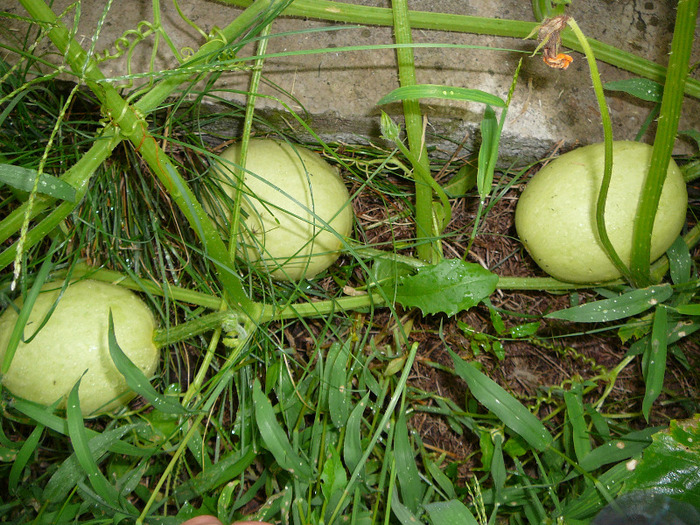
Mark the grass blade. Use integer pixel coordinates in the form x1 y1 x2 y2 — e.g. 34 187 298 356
252 378 312 478
0 163 76 202
66 377 124 511
477 105 498 201
328 341 351 428
394 409 424 513
343 392 369 475
545 285 673 323
642 305 668 421
8 423 44 493
424 500 479 525
44 424 143 503
578 427 657 472
107 311 187 415
2 239 60 374
603 78 662 103
450 349 553 451
377 84 505 107
564 383 591 463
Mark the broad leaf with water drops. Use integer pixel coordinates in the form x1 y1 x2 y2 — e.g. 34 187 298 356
394 259 498 316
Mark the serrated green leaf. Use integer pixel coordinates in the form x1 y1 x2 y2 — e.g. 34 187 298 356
450 350 553 451
622 416 700 505
546 285 673 323
395 259 498 316
604 78 663 102
0 163 77 202
378 84 505 107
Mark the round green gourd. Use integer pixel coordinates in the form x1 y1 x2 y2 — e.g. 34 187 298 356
515 141 687 283
0 279 158 416
214 139 353 281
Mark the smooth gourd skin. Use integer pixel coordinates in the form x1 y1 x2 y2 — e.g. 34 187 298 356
0 280 158 416
215 139 353 281
515 141 687 283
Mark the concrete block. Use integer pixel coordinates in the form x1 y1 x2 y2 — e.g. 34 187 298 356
3 0 699 163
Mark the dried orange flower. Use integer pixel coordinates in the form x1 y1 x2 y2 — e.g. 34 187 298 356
543 52 573 69
529 15 573 70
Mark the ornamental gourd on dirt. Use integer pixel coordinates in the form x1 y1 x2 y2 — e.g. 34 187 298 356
0 279 159 416
214 139 353 281
515 141 687 283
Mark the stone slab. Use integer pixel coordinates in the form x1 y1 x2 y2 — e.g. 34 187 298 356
3 0 699 164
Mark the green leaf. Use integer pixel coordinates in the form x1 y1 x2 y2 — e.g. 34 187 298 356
252 379 312 479
378 84 505 107
674 304 700 315
2 240 60 374
107 311 187 415
443 161 477 197
622 416 700 505
564 384 591 463
8 424 44 493
425 500 479 525
66 378 124 510
450 350 553 451
320 446 347 500
477 105 498 200
667 236 692 285
394 410 424 513
390 487 421 525
327 342 351 429
564 462 635 519
44 424 143 503
641 305 668 421
578 427 657 472
395 259 498 316
545 285 673 323
343 393 369 475
0 163 77 202
603 78 663 102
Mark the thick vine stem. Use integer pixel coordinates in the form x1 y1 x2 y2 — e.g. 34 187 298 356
392 0 441 263
628 0 699 286
565 17 634 284
15 0 288 314
224 0 700 99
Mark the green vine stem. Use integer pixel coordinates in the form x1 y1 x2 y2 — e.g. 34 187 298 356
224 0 700 99
1 0 282 273
13 0 290 314
72 220 700 343
565 18 634 284
391 0 440 263
628 0 699 286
